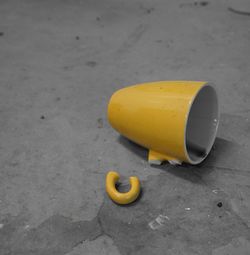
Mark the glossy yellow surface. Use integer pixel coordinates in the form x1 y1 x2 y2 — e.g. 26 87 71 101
107 81 207 164
106 171 140 205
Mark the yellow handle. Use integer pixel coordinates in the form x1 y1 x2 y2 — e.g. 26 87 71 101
106 171 140 205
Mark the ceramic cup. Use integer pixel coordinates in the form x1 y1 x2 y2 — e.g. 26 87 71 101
108 81 219 165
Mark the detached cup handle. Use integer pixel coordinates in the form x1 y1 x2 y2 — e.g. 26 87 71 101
106 171 140 205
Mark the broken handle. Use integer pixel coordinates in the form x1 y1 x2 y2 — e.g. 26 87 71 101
106 171 140 205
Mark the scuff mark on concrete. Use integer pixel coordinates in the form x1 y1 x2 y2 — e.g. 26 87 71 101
117 24 149 55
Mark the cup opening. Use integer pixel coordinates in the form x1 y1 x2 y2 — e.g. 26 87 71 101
185 85 219 164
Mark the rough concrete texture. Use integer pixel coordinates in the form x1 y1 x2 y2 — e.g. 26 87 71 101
0 0 250 254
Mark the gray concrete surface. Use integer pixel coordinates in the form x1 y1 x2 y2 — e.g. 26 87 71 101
0 0 250 254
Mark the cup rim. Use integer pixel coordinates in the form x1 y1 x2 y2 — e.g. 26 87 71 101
184 83 220 164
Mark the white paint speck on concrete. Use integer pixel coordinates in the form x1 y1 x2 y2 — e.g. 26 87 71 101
24 225 30 230
149 214 170 230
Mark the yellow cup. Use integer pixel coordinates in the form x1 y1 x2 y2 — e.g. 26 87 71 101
107 81 219 165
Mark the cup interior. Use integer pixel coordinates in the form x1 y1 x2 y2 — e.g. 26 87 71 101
185 85 219 164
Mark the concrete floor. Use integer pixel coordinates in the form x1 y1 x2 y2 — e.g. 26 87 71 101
0 0 250 254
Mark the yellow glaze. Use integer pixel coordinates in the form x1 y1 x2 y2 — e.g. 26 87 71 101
106 171 140 205
107 81 207 164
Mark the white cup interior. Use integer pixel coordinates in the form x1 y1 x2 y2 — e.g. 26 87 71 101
185 85 219 164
